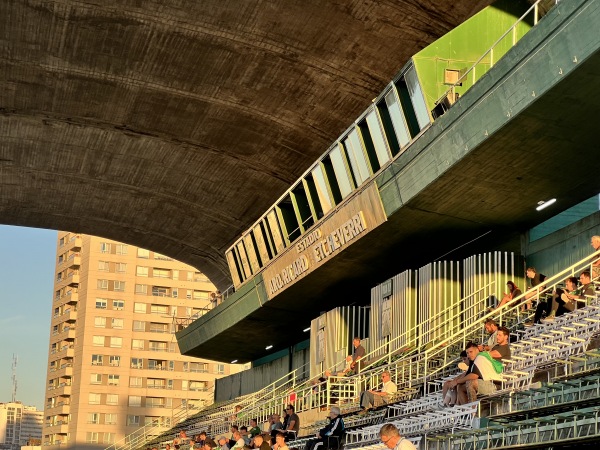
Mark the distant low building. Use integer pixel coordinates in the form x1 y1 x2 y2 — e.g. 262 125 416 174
0 402 42 450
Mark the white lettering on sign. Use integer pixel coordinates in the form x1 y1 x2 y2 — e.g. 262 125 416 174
313 212 367 263
268 255 310 295
296 229 323 253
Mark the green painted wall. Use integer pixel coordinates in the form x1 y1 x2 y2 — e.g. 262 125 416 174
413 0 533 112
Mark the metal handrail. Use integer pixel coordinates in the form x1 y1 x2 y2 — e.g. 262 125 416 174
358 281 495 373
434 0 553 109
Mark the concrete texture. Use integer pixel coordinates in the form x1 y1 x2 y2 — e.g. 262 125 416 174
0 0 493 289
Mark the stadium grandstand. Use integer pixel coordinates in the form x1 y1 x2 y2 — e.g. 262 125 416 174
99 0 600 449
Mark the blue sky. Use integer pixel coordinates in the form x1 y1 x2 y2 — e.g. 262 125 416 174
0 225 57 409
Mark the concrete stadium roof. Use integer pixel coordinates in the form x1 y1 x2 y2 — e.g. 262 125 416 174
0 0 494 288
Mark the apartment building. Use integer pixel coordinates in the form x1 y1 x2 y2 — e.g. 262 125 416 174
43 232 240 448
0 402 42 449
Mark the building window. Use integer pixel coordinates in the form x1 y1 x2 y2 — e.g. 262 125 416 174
152 286 169 297
150 304 168 315
189 362 209 373
137 248 150 259
110 337 122 348
114 281 126 292
90 374 102 384
189 381 208 391
133 320 145 331
105 414 117 425
108 374 120 386
149 322 168 333
127 415 140 426
172 270 179 280
91 354 103 366
216 364 225 374
134 302 147 313
128 396 142 407
193 290 209 300
113 300 125 310
106 394 119 406
98 260 110 271
94 317 106 328
93 336 105 347
109 356 121 367
187 271 193 281
103 432 115 444
86 432 99 444
129 377 143 388
131 358 143 369
100 243 111 254
111 318 124 329
87 413 100 424
181 380 188 391
88 393 101 405
136 266 149 277
135 284 148 295
95 298 107 309
116 262 127 273
132 339 144 350
153 268 170 278
97 279 108 290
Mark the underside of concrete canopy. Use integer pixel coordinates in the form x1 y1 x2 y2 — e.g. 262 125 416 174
0 0 495 289
178 0 600 362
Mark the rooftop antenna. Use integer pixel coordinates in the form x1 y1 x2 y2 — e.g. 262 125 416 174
11 354 17 403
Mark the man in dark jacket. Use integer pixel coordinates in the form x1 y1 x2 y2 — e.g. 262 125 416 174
304 407 344 450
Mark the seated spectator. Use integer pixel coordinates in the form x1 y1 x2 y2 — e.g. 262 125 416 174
442 350 469 406
543 271 596 321
203 439 217 450
282 405 299 440
359 370 397 412
478 319 498 352
379 424 417 450
253 434 270 450
196 432 207 447
523 267 547 310
489 326 511 361
216 437 229 450
269 414 283 445
591 235 600 280
174 430 189 447
229 431 245 450
447 342 503 404
248 418 261 439
304 406 344 450
494 281 523 309
239 426 250 445
343 337 365 375
273 432 290 450
228 426 239 448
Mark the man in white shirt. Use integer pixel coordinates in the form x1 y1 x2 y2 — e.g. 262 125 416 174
379 424 417 450
359 370 397 411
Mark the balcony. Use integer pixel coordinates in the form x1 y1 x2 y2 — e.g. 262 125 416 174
55 364 73 378
67 235 82 250
67 253 81 268
45 403 70 415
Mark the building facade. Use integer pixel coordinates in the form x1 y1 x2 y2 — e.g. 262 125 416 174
0 402 42 449
43 232 241 448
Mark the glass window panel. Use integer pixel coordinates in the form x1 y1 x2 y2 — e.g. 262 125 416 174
252 225 271 265
329 146 353 199
385 90 410 148
343 129 371 186
366 110 390 165
311 165 332 214
404 66 430 130
236 242 252 279
266 210 285 254
243 234 260 273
